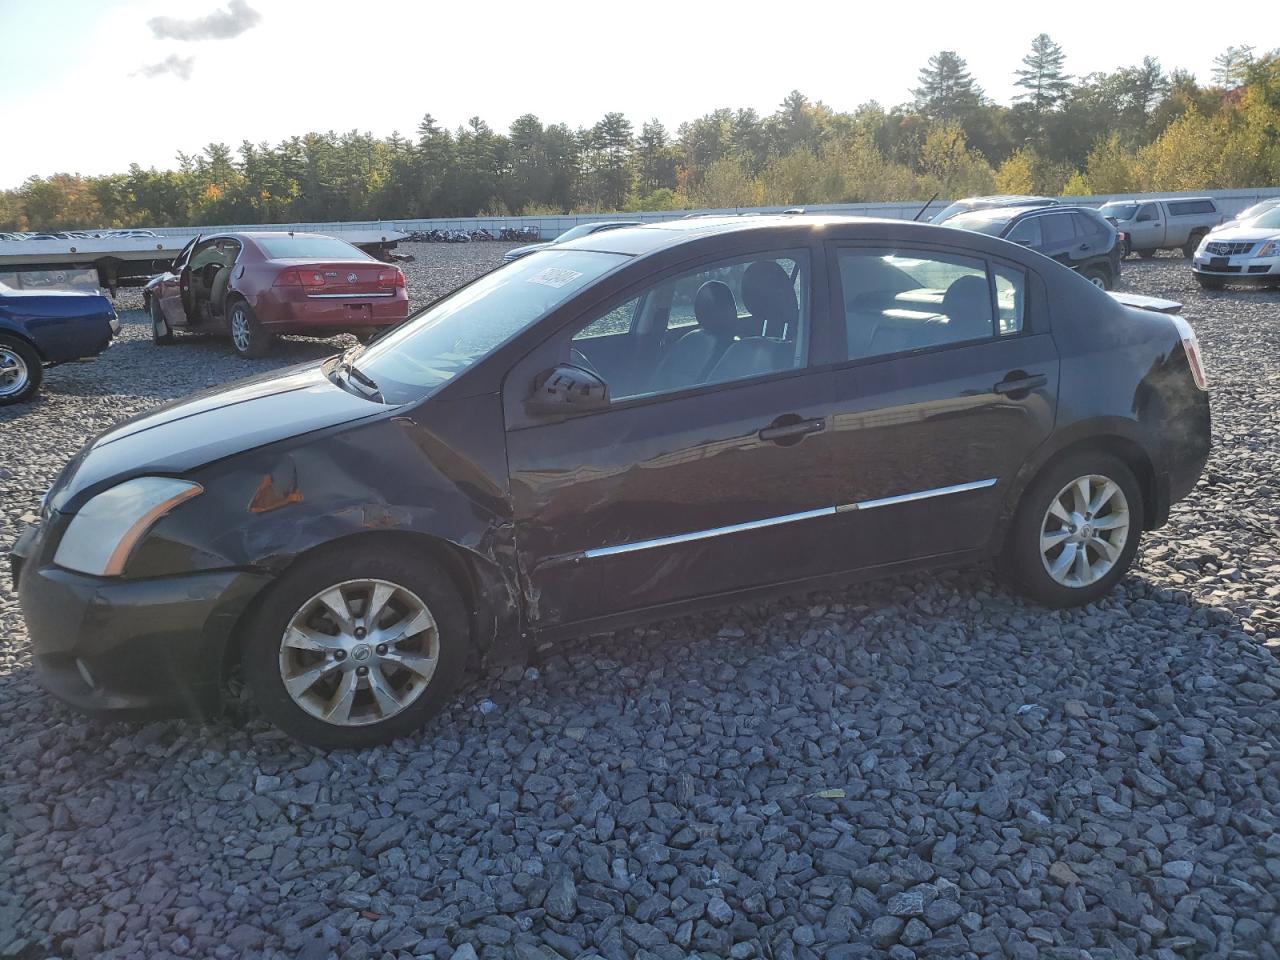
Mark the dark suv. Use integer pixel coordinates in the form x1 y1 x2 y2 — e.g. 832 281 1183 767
947 205 1123 289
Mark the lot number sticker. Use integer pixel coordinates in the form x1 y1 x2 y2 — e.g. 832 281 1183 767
527 267 583 289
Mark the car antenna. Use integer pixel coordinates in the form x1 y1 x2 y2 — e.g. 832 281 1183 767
913 192 940 222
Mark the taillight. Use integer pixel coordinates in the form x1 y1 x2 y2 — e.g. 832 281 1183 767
378 268 405 287
299 270 326 287
273 269 299 287
1170 315 1208 391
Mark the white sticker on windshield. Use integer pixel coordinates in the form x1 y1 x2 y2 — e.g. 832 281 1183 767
527 267 583 289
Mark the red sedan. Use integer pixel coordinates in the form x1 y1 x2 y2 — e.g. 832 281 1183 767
144 231 408 357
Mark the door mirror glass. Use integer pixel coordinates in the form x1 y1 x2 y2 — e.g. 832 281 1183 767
526 363 609 415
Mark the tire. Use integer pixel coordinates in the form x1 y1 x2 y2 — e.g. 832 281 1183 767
1138 249 1158 260
1182 233 1206 259
1122 238 1133 259
1195 275 1226 290
151 296 174 345
227 299 273 358
1004 451 1143 608
1082 266 1112 290
241 542 469 749
0 336 43 406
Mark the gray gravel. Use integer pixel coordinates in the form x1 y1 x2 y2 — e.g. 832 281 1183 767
2 248 1279 960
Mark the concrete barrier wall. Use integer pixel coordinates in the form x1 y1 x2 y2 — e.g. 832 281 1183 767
139 186 1280 242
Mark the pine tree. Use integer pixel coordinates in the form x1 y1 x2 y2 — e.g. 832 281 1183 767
1212 45 1254 88
912 52 985 122
1014 34 1070 115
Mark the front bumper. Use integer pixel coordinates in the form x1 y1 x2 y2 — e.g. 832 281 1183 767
1192 252 1280 280
12 520 270 719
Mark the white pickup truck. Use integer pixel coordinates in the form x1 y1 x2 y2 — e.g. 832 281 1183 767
1098 197 1225 258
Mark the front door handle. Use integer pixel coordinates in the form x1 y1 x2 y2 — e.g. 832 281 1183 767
994 373 1048 396
758 416 826 443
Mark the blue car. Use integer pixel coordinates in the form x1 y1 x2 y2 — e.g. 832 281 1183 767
0 282 119 405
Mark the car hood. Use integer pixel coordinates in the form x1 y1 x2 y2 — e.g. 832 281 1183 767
1202 225 1280 244
48 362 392 511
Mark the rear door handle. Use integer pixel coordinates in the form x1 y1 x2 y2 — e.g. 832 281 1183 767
994 374 1048 395
758 417 826 443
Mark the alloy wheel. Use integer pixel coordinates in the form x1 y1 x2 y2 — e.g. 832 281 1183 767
230 307 250 353
1087 274 1107 289
1039 474 1131 588
0 346 29 398
278 578 440 726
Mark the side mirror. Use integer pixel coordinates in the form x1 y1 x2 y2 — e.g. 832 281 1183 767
526 363 609 415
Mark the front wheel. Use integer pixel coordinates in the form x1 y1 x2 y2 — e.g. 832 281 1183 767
1005 452 1143 608
242 544 468 748
0 336 42 406
227 299 273 358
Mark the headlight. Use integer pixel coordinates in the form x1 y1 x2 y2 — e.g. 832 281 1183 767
54 477 202 576
1258 239 1280 258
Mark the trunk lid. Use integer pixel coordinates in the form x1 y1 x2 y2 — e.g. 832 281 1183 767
277 259 399 297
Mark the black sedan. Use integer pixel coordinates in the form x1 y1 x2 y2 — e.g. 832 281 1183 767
12 216 1211 747
946 205 1124 289
0 281 119 405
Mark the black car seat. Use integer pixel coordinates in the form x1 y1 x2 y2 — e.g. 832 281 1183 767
649 280 741 392
741 260 799 338
937 274 993 341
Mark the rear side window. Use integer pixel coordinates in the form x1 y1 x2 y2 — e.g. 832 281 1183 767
1039 214 1076 244
1167 200 1216 216
1071 213 1104 240
837 248 1022 361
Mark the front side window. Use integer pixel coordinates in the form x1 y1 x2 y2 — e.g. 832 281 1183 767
1006 218 1042 246
563 250 811 403
838 248 1017 361
1137 203 1158 221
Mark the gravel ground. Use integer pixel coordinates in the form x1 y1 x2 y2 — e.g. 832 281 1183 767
1 248 1279 960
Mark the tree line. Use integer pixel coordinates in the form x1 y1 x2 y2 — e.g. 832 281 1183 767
2 40 1278 231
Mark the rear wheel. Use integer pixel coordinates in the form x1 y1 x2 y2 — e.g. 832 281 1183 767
1005 452 1143 608
242 543 468 748
1082 265 1111 290
150 296 174 345
228 299 273 358
1182 232 1206 258
0 336 42 406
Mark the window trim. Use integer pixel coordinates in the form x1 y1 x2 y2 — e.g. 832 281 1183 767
503 245 821 425
822 240 1034 372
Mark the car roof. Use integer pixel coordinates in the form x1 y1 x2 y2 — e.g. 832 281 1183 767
949 204 1092 223
959 195 1057 205
553 214 1041 260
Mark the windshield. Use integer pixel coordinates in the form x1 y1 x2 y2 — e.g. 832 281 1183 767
930 201 974 223
945 213 1009 236
554 224 602 242
258 235 371 260
1100 203 1139 220
1235 200 1280 223
352 249 628 403
1245 208 1280 230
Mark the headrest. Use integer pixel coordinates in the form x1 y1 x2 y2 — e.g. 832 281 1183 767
940 275 993 338
693 280 740 337
741 260 799 335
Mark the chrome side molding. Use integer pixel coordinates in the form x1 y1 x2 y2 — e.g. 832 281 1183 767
579 478 998 560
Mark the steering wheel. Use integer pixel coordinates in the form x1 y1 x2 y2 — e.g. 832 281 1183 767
570 347 601 378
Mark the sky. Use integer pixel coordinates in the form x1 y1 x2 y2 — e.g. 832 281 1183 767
1 0 1276 189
